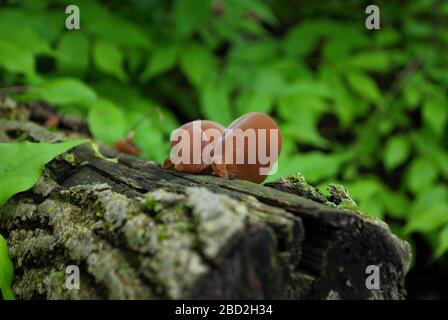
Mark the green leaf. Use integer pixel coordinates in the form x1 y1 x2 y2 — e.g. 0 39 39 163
0 140 88 206
346 72 382 104
380 190 409 219
406 157 438 194
27 11 64 43
234 15 266 37
236 91 273 116
283 80 331 97
319 66 355 127
374 28 401 47
422 99 447 137
85 7 150 49
344 178 386 219
179 44 216 88
0 9 63 43
0 39 35 79
127 50 145 74
322 27 369 60
384 135 410 170
264 137 297 182
173 0 211 37
359 196 384 219
88 99 127 146
404 20 432 38
348 51 391 72
35 78 97 111
412 130 448 179
282 119 327 148
229 40 279 63
435 150 448 179
200 83 233 126
405 203 448 234
410 186 448 217
242 0 277 24
346 178 382 201
56 32 89 75
278 95 328 147
0 234 14 300
141 46 178 81
133 118 167 163
0 20 50 55
436 226 448 258
283 20 324 56
251 70 286 94
403 83 421 109
284 152 347 183
93 40 127 82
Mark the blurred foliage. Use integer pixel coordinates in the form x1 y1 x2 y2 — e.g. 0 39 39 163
0 140 88 205
0 233 14 300
0 0 447 283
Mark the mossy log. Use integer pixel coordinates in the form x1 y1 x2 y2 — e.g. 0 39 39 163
0 97 411 300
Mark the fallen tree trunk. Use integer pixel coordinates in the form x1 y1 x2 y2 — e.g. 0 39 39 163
0 98 411 300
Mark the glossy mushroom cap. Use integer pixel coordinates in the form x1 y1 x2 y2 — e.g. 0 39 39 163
211 112 282 183
163 120 225 173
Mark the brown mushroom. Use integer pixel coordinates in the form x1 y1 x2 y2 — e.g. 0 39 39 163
211 112 282 183
163 120 225 173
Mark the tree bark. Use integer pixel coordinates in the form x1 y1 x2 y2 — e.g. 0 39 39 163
0 97 411 300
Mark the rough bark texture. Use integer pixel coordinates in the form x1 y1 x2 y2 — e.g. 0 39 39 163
0 97 411 300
